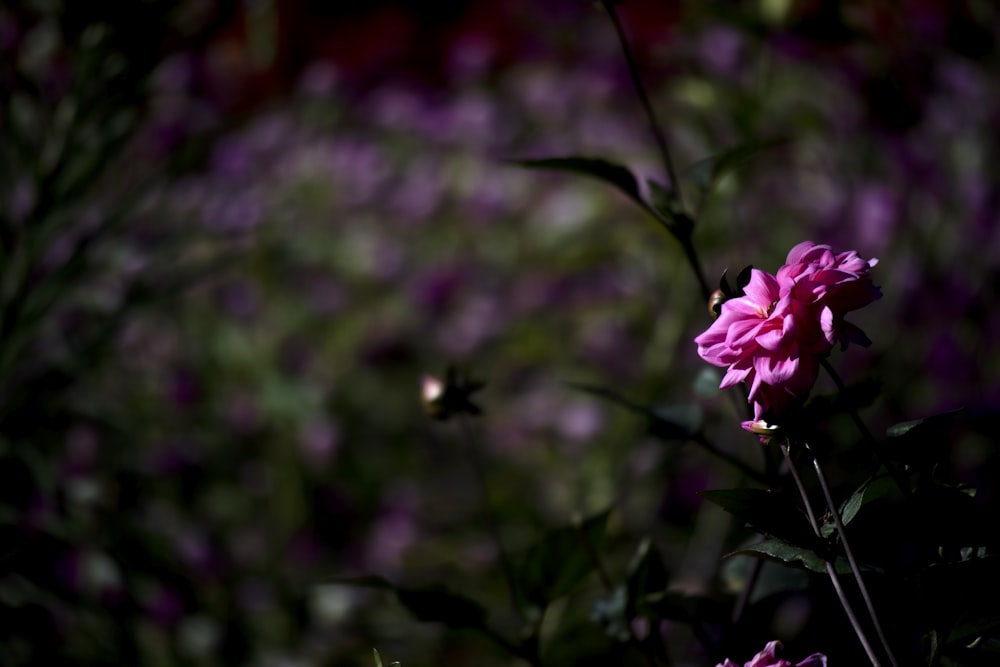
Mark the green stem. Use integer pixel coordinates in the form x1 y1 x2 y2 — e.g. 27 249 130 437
781 443 883 667
601 0 686 215
730 554 764 625
805 442 900 667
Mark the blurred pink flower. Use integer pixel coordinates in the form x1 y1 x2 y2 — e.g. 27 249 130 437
716 640 827 667
695 242 880 428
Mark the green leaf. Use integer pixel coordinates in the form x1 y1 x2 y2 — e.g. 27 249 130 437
517 510 611 606
645 178 693 237
700 488 818 546
511 157 677 232
731 538 852 574
818 472 898 539
886 408 965 439
683 136 790 195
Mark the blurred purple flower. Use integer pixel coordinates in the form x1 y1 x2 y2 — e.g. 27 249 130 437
716 640 826 667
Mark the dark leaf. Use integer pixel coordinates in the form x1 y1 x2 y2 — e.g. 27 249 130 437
517 510 611 606
718 269 733 296
730 538 853 575
626 539 670 618
883 408 966 472
914 485 999 550
510 157 679 232
793 378 882 428
700 488 818 547
735 264 754 292
640 590 730 626
645 178 692 236
886 408 965 439
512 157 644 207
329 575 487 630
395 586 488 629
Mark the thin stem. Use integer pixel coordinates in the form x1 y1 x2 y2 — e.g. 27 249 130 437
601 0 685 213
681 239 713 303
458 415 523 621
731 555 763 625
692 433 771 486
781 443 883 667
806 443 900 667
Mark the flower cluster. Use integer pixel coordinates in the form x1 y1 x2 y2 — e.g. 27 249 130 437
716 640 827 667
695 242 880 429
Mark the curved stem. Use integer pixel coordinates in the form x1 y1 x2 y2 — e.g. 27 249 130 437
806 443 900 667
601 0 685 214
781 443 883 667
692 432 771 486
731 555 764 625
681 238 713 303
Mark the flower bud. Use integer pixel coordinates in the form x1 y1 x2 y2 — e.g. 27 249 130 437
420 366 485 420
708 289 726 318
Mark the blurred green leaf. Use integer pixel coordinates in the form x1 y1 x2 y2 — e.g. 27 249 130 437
511 157 680 233
517 509 611 607
590 585 630 641
626 538 670 618
683 136 790 195
645 178 694 237
395 587 488 629
640 590 729 626
329 575 488 630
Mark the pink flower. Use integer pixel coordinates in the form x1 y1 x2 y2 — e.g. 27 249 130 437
695 242 880 428
777 241 881 349
716 640 827 667
694 269 824 423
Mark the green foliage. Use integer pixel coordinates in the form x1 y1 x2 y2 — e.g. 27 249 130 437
513 156 692 239
682 137 790 200
700 488 819 548
332 576 488 631
516 510 611 608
